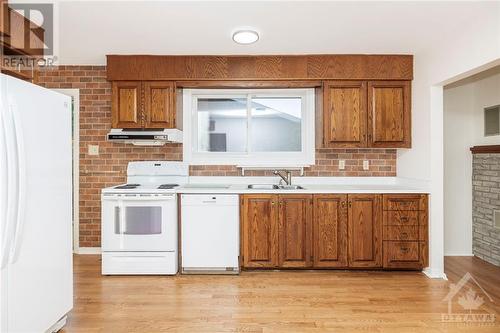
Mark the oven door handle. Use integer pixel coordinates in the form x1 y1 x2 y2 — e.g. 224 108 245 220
119 199 126 243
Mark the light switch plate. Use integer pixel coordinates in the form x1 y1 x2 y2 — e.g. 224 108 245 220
88 144 99 156
339 160 345 170
495 210 500 229
363 160 369 170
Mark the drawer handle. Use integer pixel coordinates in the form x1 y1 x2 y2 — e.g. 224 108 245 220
400 246 410 253
401 232 409 239
400 217 409 223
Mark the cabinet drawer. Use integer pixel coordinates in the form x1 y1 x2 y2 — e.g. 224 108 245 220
383 226 418 241
383 211 419 226
383 241 421 269
383 195 425 211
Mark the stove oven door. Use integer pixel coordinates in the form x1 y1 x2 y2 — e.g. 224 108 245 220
101 194 177 252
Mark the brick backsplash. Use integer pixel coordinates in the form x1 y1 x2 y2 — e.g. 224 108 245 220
190 148 396 177
36 66 397 247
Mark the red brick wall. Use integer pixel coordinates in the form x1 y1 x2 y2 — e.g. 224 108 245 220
190 148 396 177
36 66 396 247
36 66 182 247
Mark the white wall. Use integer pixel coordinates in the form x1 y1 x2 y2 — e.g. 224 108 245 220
396 2 500 278
443 70 500 256
443 83 474 256
472 72 500 145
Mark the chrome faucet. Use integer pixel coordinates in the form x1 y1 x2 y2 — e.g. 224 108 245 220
273 170 292 185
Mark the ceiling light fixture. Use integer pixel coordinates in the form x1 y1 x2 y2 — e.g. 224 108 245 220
232 30 259 45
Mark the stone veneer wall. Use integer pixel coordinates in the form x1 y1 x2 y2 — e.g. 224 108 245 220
472 153 500 266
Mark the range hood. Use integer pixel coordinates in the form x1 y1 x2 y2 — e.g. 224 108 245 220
107 129 183 146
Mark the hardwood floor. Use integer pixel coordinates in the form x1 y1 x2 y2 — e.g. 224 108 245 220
445 256 500 309
61 255 500 332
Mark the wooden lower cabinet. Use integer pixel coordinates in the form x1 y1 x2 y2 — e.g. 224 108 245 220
241 195 278 268
278 195 313 268
347 194 383 268
241 193 428 271
382 194 429 270
241 194 312 268
312 194 348 268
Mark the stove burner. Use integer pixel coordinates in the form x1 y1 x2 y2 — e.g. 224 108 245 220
158 184 179 189
114 184 140 189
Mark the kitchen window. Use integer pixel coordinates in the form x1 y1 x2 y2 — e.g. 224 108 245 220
182 88 315 166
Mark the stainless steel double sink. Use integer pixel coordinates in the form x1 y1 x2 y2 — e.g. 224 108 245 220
247 184 305 190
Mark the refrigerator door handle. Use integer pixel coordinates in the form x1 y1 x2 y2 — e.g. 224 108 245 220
8 103 26 264
1 103 18 269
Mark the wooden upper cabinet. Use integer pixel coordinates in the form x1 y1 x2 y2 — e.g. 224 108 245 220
347 194 382 268
111 81 176 129
323 81 367 147
0 1 9 37
278 195 313 268
322 80 411 148
368 81 411 148
312 194 348 268
144 81 175 128
112 81 142 128
241 195 279 268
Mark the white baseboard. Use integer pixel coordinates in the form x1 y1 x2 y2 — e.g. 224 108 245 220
77 247 101 254
444 253 474 256
423 267 447 280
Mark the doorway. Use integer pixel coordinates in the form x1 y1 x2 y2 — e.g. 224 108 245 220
443 66 500 262
53 89 80 253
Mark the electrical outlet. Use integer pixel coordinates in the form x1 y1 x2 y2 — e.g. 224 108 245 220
88 144 99 156
339 160 346 170
363 160 369 170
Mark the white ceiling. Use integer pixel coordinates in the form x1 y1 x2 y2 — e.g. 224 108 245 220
52 0 499 65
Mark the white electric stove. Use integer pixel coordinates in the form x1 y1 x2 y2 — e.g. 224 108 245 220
101 161 188 275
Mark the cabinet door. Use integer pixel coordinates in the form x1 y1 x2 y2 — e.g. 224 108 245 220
348 194 382 268
312 194 348 268
278 195 313 268
144 81 175 128
112 81 142 128
1 1 10 37
241 195 278 268
368 81 411 148
323 81 367 147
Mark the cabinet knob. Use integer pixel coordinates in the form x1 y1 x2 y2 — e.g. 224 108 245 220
401 232 409 239
400 217 409 223
400 247 410 254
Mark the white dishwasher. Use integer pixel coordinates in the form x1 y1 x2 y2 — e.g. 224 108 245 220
181 194 240 274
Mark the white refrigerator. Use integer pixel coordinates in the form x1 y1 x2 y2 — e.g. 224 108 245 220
0 74 73 332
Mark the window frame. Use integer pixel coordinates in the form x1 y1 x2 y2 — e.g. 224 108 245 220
182 88 316 166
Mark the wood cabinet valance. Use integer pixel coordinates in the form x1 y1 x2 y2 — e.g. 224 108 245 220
107 54 412 146
106 54 413 81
